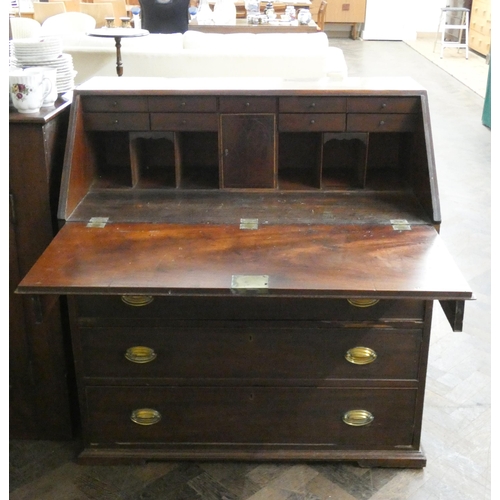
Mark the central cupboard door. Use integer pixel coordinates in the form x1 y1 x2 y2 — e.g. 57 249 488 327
220 114 277 189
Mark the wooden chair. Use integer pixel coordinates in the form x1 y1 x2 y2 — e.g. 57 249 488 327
93 0 128 21
33 2 67 24
48 0 81 12
9 16 42 38
316 0 327 31
80 2 115 27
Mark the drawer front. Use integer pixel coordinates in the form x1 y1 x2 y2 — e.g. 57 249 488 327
79 326 422 380
279 96 347 113
74 296 426 324
347 113 418 132
469 31 490 55
83 113 150 131
219 96 277 113
85 386 418 447
81 96 149 113
150 113 219 131
279 113 346 132
148 96 217 112
347 97 420 114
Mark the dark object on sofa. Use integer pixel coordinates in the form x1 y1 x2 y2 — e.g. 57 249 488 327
139 0 190 34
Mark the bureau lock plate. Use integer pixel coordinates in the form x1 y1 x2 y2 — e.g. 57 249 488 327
231 274 269 291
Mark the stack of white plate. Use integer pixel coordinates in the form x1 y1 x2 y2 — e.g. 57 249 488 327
13 37 63 62
11 37 77 94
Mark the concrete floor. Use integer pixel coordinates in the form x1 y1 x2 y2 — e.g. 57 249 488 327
9 39 492 500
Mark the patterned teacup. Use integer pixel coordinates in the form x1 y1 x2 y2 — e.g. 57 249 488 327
9 69 52 114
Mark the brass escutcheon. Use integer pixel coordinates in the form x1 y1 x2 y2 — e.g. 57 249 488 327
342 409 374 427
125 346 157 364
130 408 161 426
347 298 380 308
345 347 377 365
121 295 154 306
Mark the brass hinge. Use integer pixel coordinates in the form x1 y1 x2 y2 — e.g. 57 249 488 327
87 217 109 228
390 219 411 230
240 218 259 230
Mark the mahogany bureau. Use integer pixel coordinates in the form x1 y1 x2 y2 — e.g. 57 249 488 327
18 76 473 467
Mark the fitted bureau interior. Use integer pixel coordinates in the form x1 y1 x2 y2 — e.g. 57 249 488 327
63 92 435 223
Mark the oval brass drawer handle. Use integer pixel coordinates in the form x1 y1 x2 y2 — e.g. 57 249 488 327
130 408 161 426
347 298 380 308
125 346 157 364
345 347 377 365
121 295 154 307
342 409 374 427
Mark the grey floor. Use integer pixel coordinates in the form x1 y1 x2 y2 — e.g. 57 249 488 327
9 39 491 499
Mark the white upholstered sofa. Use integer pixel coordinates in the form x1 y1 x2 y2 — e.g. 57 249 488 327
45 30 348 85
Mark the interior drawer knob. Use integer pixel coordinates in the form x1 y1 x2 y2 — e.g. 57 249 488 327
121 295 154 306
342 409 374 427
130 408 162 426
347 298 379 308
345 346 377 365
125 346 157 364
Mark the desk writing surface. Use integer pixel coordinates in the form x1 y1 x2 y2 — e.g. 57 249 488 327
18 222 472 299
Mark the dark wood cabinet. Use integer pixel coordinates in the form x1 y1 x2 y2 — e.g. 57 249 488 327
10 98 74 440
18 77 472 466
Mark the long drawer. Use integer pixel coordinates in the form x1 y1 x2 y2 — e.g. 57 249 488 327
85 386 418 447
79 326 422 381
74 296 426 325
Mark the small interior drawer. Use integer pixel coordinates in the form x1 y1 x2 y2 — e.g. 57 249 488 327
83 113 150 131
279 113 346 132
347 113 418 132
150 113 219 131
279 96 347 113
219 96 277 113
81 96 149 113
347 97 420 114
85 386 418 447
148 96 217 112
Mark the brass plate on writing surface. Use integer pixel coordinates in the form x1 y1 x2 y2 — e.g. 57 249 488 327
231 275 269 289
